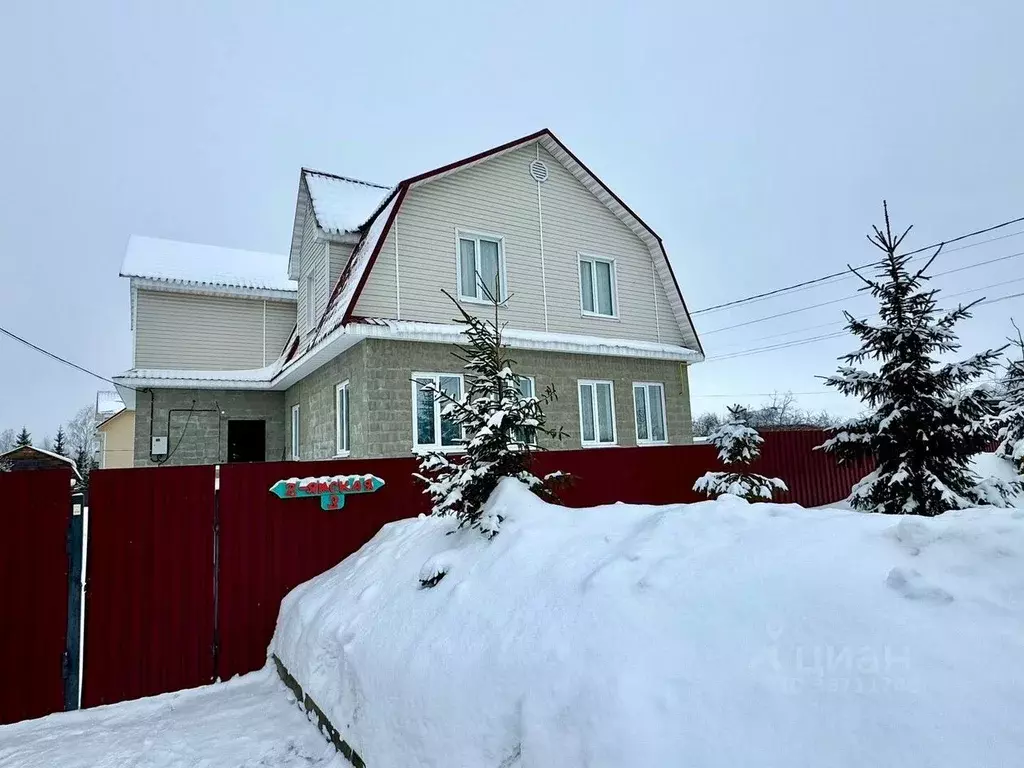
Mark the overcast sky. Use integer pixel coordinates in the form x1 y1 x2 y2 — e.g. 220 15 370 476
2 0 1023 440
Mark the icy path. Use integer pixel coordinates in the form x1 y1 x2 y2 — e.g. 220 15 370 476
0 667 344 768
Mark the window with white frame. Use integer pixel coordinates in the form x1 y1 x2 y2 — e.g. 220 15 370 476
457 231 506 303
335 381 350 456
513 375 536 446
412 373 464 451
633 382 667 444
305 272 315 330
578 254 617 317
290 404 301 460
578 380 616 446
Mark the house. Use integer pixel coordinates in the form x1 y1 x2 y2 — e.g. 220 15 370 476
112 129 704 466
0 445 83 483
94 391 134 469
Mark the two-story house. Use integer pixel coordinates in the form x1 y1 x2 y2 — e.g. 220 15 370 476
113 130 704 466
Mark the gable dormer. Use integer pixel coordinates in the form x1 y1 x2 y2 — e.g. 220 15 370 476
287 169 391 338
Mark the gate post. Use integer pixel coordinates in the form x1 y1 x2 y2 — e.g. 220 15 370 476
64 489 85 710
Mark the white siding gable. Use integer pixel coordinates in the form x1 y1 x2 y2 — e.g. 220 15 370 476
352 144 686 346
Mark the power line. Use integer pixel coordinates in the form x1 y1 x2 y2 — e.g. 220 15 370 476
703 285 1024 364
690 217 1024 316
0 324 133 390
701 250 1024 336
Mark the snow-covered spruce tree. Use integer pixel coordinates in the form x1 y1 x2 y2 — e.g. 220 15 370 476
415 290 567 537
820 202 1010 515
693 405 787 501
993 320 1024 471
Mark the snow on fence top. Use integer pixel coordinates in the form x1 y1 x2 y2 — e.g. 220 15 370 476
304 171 393 235
121 235 297 293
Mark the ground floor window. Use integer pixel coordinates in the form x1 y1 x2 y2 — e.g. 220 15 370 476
290 404 300 460
513 375 536 446
335 381 350 456
412 373 464 451
633 382 667 444
578 380 616 446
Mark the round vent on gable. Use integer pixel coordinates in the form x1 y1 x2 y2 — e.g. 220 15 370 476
529 159 549 183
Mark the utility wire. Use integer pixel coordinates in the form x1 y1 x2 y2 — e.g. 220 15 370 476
704 285 1024 363
0 324 134 390
690 217 1024 315
701 249 1024 336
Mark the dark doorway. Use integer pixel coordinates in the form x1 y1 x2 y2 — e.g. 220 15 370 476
227 420 266 463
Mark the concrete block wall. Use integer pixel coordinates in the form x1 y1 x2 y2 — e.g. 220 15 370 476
283 338 692 461
284 344 365 460
133 388 286 467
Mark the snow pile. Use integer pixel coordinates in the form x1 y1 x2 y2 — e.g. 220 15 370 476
121 235 296 292
304 172 392 234
271 479 1024 768
0 668 341 768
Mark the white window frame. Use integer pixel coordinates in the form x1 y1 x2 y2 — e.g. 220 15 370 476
577 379 617 447
632 382 668 445
455 229 508 304
305 271 315 330
335 381 350 457
290 404 301 460
411 372 466 453
577 253 619 319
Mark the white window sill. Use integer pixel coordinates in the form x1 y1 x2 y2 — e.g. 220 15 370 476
636 440 669 447
580 442 619 449
413 446 467 456
580 310 619 321
333 451 350 459
459 295 509 307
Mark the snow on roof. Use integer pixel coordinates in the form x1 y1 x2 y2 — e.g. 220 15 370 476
0 445 83 480
303 171 393 235
312 193 400 344
96 390 124 417
121 236 297 293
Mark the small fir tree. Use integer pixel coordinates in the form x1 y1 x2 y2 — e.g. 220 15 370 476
993 320 1024 470
416 291 566 537
15 427 31 447
52 427 68 457
820 202 1009 515
693 405 787 501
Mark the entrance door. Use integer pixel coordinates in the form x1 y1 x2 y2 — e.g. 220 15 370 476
227 420 266 462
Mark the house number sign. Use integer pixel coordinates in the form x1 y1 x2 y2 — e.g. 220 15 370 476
269 473 386 510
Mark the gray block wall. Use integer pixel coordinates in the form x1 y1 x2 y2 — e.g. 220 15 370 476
284 338 693 461
133 388 286 467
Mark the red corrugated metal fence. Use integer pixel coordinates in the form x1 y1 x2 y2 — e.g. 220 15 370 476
82 465 216 708
62 429 870 707
0 468 71 725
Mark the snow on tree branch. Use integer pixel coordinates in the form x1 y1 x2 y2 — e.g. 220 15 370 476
693 405 787 502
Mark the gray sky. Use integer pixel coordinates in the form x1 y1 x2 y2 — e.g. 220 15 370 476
2 0 1023 440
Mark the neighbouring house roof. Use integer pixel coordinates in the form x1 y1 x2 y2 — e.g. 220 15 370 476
303 170 393 235
306 128 704 361
96 407 133 431
121 235 297 297
0 445 82 481
95 390 125 420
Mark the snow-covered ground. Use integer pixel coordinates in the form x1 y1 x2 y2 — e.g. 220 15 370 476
273 477 1024 768
0 668 343 768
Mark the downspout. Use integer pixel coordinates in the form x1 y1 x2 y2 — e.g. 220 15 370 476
262 300 267 366
536 144 549 332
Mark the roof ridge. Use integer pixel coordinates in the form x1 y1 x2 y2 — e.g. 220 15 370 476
301 168 391 190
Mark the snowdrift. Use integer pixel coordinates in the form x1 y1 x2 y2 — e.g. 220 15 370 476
271 478 1024 768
